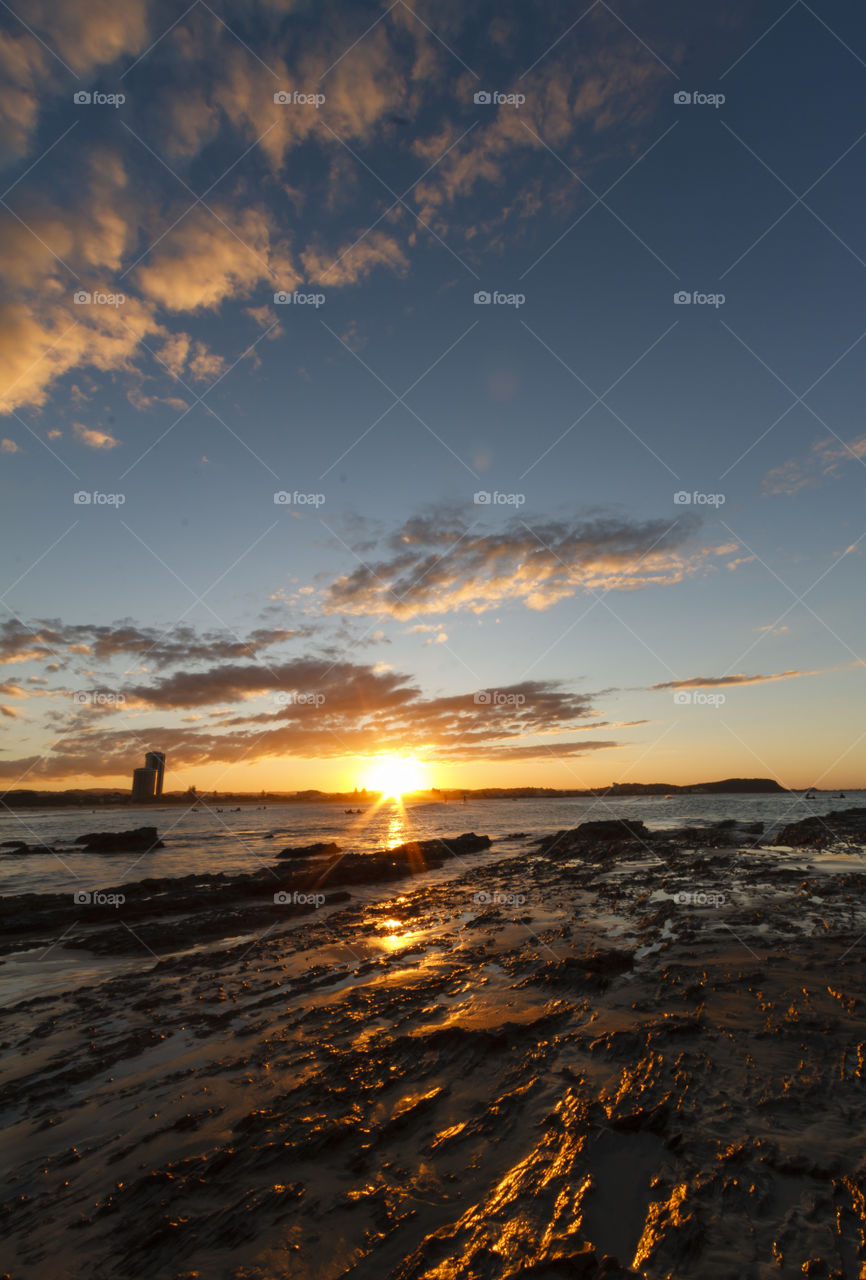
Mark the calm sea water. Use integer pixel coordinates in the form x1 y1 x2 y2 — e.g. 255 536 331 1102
1 791 862 898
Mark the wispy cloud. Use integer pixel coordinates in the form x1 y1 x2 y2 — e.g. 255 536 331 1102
764 434 866 496
650 670 818 690
322 507 730 618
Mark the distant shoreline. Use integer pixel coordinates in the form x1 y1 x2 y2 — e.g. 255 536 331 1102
0 777 852 812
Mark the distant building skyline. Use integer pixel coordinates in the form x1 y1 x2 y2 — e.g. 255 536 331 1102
131 752 166 801
145 752 165 797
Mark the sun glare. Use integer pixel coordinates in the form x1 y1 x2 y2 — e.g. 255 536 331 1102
362 755 428 801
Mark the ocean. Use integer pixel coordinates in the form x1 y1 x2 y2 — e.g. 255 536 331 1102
1 790 862 898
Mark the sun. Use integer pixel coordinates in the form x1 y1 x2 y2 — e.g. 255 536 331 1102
362 755 428 801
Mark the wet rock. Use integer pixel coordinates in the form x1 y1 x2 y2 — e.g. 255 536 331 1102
773 808 866 847
276 840 342 859
0 841 56 856
576 819 651 842
73 827 164 853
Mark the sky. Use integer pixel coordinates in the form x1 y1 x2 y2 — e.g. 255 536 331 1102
0 0 864 793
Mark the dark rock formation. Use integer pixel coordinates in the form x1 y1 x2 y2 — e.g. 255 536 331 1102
0 832 493 956
277 841 342 859
73 827 164 853
772 807 866 848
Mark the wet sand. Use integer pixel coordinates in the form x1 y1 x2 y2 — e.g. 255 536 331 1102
2 816 866 1278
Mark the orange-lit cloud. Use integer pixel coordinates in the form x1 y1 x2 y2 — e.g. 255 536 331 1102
650 670 818 690
323 509 730 617
764 434 866 496
73 422 119 449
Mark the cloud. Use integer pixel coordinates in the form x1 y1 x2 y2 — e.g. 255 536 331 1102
650 670 816 690
322 507 726 618
155 332 225 383
0 616 622 777
0 0 148 165
0 618 303 668
764 434 866 496
0 31 48 165
301 231 409 287
134 205 295 313
411 35 667 230
73 422 119 449
1 437 19 453
25 0 150 74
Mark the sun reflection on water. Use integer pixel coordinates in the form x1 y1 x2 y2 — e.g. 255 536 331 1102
385 807 407 849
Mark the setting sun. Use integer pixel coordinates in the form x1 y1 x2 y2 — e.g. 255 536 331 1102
362 755 429 801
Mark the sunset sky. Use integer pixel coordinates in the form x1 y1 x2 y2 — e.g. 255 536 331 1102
0 0 864 792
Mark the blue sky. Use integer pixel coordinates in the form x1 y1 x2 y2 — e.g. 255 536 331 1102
0 0 864 791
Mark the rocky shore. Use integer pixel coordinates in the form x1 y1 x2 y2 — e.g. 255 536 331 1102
1 809 865 1278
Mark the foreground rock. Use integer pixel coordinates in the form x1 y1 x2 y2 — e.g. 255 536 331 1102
0 832 492 957
2 828 866 1279
772 806 866 847
73 827 164 853
277 840 342 859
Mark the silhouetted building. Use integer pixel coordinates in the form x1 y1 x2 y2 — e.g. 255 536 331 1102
145 751 165 796
132 767 157 802
130 749 166 801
